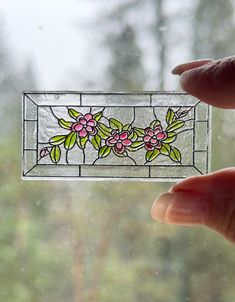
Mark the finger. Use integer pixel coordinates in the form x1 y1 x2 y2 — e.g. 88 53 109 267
151 168 235 243
172 59 213 75
173 56 235 109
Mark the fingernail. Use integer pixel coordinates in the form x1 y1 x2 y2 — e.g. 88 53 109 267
151 192 207 225
172 59 213 75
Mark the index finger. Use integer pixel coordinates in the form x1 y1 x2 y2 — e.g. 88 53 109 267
172 56 235 109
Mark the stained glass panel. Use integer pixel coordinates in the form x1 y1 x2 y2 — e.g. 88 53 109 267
22 92 211 181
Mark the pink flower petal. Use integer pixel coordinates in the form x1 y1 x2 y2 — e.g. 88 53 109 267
150 138 158 145
79 119 87 125
114 144 125 154
86 126 93 132
120 131 128 140
84 113 92 121
106 137 117 146
154 126 163 135
155 142 162 149
73 123 83 132
145 143 154 151
40 148 49 157
114 133 120 140
147 130 154 137
144 135 151 142
79 129 87 137
116 142 123 149
122 139 132 146
87 119 96 127
156 132 167 140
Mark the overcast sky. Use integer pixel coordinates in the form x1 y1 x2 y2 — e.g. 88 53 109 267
0 0 108 88
0 0 191 90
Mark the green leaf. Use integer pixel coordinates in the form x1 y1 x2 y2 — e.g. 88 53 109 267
128 130 138 141
77 136 88 149
50 145 61 163
169 146 181 162
131 141 144 148
150 120 160 129
166 120 185 132
123 124 132 131
58 118 72 130
97 129 108 139
160 143 170 155
98 122 111 134
64 132 76 150
93 111 103 121
134 127 145 136
98 145 111 158
109 118 123 131
163 132 176 143
166 108 175 124
162 143 171 152
68 108 81 120
97 123 111 139
145 149 160 163
49 135 66 145
91 134 101 150
127 141 144 151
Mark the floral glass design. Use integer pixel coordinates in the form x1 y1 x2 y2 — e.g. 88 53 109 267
39 107 193 165
22 92 211 180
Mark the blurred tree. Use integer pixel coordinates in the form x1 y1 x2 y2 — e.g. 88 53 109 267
107 24 146 90
0 25 35 136
193 0 235 59
153 0 166 89
0 22 74 302
103 0 168 89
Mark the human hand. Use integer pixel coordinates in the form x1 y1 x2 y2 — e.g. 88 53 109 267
151 56 235 243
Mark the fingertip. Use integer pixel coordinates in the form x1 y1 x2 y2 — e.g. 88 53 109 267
151 193 172 221
155 169 235 243
171 59 213 75
152 191 207 225
178 57 235 109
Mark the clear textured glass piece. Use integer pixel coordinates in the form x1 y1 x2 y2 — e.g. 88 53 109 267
22 92 211 181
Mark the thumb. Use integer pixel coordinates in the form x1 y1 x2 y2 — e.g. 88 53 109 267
151 169 235 243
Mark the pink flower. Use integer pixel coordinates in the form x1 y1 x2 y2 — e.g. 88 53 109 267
143 125 167 151
40 147 49 158
71 113 97 137
106 130 132 154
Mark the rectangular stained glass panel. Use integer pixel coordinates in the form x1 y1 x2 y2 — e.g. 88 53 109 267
22 92 211 181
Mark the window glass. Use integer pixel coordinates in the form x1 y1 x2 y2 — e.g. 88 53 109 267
0 0 235 301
